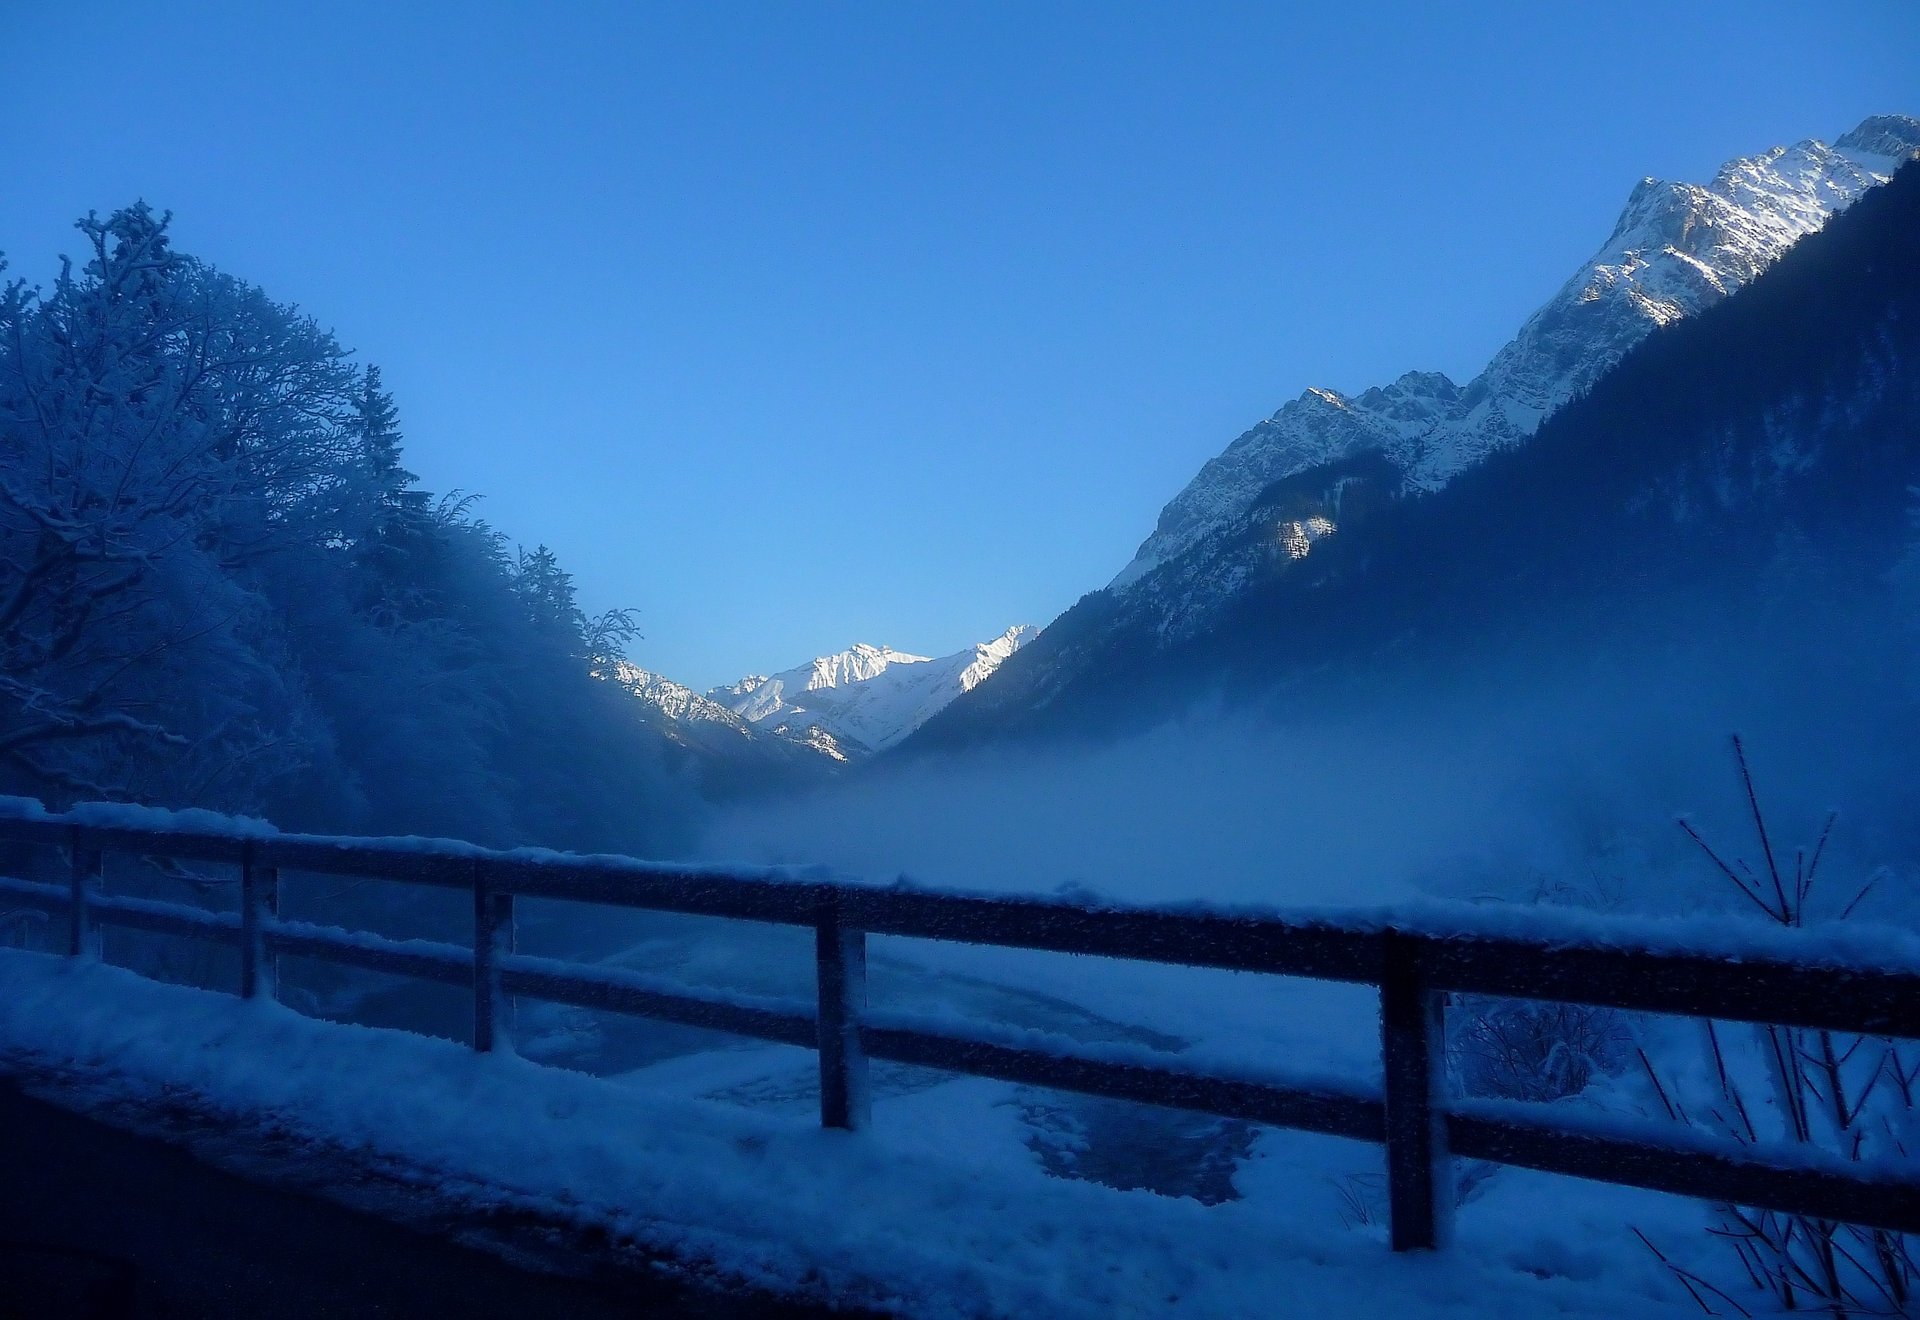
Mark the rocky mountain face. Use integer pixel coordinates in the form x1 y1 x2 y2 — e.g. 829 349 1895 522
1112 115 1920 594
907 120 1920 752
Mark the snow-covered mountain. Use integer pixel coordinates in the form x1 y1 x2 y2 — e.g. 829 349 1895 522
709 644 931 732
712 627 1040 754
605 626 1040 790
902 115 1920 755
1111 115 1920 592
610 661 857 777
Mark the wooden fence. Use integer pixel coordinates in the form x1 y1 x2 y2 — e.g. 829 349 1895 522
0 804 1915 1253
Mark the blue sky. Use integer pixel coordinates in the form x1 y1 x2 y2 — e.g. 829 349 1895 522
2 2 1914 689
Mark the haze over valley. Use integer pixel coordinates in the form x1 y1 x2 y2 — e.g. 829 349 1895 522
3 9 1918 1313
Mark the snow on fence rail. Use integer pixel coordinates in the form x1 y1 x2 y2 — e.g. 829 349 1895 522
0 800 1916 1253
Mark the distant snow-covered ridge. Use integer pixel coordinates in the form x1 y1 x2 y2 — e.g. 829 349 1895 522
712 626 1041 755
609 662 861 769
1111 114 1920 592
610 626 1040 773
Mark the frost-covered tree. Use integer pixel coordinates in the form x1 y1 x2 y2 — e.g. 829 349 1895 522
0 202 688 858
356 365 412 497
509 542 640 676
345 364 442 624
582 605 641 681
513 543 579 640
0 205 318 802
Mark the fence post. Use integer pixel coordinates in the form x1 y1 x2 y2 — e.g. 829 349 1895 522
473 859 515 1054
239 841 279 1001
67 826 102 959
1380 928 1450 1251
816 888 870 1130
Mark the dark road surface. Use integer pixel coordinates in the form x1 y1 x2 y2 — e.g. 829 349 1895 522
0 1081 862 1319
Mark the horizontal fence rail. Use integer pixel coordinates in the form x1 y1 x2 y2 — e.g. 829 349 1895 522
0 804 1917 1253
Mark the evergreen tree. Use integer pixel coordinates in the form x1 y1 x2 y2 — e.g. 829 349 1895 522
351 363 438 620
358 365 416 503
513 544 581 643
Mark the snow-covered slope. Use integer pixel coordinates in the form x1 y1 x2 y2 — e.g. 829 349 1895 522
610 662 858 769
714 627 1040 754
606 626 1041 784
1112 115 1920 592
709 644 931 731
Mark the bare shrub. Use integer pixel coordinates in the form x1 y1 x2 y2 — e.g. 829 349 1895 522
1451 875 1631 1104
1451 994 1631 1103
1641 735 1916 1317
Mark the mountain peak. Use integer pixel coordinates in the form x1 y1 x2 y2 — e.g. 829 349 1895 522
915 154 1920 757
1604 176 1701 247
710 626 1040 754
797 643 931 692
1834 114 1920 165
1107 115 1913 589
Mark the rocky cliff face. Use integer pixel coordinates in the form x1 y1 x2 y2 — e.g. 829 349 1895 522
903 119 1920 753
1111 116 1920 593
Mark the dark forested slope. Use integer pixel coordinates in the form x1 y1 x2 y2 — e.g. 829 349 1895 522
910 162 1920 751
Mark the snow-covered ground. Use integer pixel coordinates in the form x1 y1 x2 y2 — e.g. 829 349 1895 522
0 945 1718 1318
5 784 1912 1315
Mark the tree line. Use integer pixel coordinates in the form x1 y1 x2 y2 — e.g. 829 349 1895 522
0 204 689 854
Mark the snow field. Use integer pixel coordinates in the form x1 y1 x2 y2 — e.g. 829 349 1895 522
0 947 1708 1318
